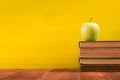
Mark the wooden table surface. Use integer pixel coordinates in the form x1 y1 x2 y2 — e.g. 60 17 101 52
0 69 120 80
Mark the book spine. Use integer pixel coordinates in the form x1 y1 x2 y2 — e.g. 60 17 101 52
80 64 120 72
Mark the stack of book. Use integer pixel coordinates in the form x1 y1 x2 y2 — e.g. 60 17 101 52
79 41 120 71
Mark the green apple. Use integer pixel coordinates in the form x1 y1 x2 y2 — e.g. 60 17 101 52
81 18 100 41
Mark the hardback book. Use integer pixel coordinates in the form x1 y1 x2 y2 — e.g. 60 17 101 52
79 41 120 48
78 56 120 63
80 41 120 57
80 58 120 64
79 57 120 71
80 64 120 72
80 48 120 57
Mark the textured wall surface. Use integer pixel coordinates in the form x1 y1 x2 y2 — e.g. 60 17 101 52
0 0 119 68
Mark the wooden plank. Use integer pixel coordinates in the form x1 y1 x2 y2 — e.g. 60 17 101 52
0 70 23 79
0 69 119 80
43 69 80 80
0 69 49 80
80 72 120 80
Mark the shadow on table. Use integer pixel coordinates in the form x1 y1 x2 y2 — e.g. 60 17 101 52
50 69 80 72
50 68 120 72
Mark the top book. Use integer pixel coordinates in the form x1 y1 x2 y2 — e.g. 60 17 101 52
79 41 120 48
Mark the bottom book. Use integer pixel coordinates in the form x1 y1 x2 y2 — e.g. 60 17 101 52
80 64 120 72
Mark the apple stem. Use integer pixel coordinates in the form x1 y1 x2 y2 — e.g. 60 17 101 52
89 17 93 23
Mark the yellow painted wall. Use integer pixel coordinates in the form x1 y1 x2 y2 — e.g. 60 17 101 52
0 0 120 69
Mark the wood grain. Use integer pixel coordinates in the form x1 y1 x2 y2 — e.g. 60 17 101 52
80 72 120 80
0 69 119 80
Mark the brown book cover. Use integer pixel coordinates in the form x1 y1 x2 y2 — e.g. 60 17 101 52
80 48 120 57
79 41 120 48
80 64 120 72
80 58 120 64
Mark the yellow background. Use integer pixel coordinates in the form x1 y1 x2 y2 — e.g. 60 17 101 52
0 0 120 69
